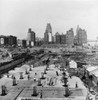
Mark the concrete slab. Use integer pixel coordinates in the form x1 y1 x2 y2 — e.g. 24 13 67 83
0 63 88 100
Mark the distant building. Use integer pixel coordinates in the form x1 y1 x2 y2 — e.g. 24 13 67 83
22 40 27 48
66 28 74 46
55 32 66 44
74 25 87 46
44 31 49 44
55 32 61 44
7 35 17 46
27 28 36 46
60 33 66 44
0 35 17 47
35 37 44 46
17 39 27 48
44 23 53 44
0 35 7 46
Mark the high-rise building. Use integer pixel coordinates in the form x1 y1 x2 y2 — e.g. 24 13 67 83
66 28 74 46
60 33 66 44
44 23 53 44
74 25 87 45
27 28 36 46
55 32 61 44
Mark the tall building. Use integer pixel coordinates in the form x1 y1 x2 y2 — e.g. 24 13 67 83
27 28 36 46
55 32 61 44
44 23 53 44
74 25 87 45
60 33 66 44
66 28 74 46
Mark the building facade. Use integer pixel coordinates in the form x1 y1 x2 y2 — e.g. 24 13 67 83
8 35 17 46
0 35 7 46
27 28 36 46
44 23 53 44
66 28 74 46
0 35 17 47
17 39 27 48
35 37 44 46
55 32 66 44
74 25 87 46
55 32 61 44
60 34 66 44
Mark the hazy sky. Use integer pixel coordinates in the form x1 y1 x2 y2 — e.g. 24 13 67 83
0 0 98 40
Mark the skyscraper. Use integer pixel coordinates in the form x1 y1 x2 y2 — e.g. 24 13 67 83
44 23 53 44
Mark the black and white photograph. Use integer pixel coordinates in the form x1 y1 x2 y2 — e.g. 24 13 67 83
0 0 98 100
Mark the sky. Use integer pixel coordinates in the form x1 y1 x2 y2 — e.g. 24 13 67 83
0 0 98 40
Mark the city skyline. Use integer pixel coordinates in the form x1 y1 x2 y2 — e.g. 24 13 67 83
0 0 98 40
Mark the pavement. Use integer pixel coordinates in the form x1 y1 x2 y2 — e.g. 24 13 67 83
0 63 88 100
